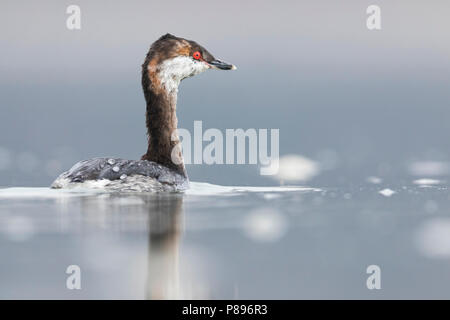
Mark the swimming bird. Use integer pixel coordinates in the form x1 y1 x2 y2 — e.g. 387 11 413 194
51 34 236 192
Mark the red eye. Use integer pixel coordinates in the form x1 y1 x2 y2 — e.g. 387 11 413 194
193 51 201 60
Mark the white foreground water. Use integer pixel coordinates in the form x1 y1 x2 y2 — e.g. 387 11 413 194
0 182 320 198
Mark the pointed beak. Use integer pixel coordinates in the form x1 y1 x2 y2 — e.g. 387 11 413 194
208 59 237 70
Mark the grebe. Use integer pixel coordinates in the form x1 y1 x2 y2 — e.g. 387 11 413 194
51 34 236 192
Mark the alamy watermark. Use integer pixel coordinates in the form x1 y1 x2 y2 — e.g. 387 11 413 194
366 5 381 30
66 5 381 32
366 265 381 290
66 5 81 30
66 265 81 290
171 121 279 175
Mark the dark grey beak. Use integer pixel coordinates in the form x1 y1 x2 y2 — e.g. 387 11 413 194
208 59 237 70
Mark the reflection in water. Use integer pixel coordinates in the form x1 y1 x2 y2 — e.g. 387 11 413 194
75 192 201 299
0 184 315 299
146 194 184 299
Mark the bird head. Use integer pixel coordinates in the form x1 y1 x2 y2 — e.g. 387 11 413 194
143 34 236 94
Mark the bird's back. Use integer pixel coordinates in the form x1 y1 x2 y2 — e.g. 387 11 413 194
51 157 189 192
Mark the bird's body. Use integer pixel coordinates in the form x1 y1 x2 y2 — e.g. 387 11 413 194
51 158 188 192
51 34 235 192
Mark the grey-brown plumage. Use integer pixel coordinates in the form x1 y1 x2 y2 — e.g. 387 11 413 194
51 158 188 192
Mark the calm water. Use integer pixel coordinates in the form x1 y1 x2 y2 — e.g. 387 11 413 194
1 180 450 299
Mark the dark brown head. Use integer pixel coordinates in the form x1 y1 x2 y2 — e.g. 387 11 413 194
142 34 236 95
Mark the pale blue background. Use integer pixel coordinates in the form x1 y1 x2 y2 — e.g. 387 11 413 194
1 0 449 187
1 0 450 300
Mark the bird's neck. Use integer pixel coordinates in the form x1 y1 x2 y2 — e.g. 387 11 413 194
141 66 186 177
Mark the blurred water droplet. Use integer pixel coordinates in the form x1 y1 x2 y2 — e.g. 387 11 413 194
262 193 281 200
379 188 396 197
415 218 450 258
413 178 442 186
242 209 287 242
267 154 320 182
408 161 450 176
367 176 382 184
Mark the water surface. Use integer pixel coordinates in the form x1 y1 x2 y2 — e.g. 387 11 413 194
1 181 450 299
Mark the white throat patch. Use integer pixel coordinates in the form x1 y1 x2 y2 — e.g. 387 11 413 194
156 56 209 94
